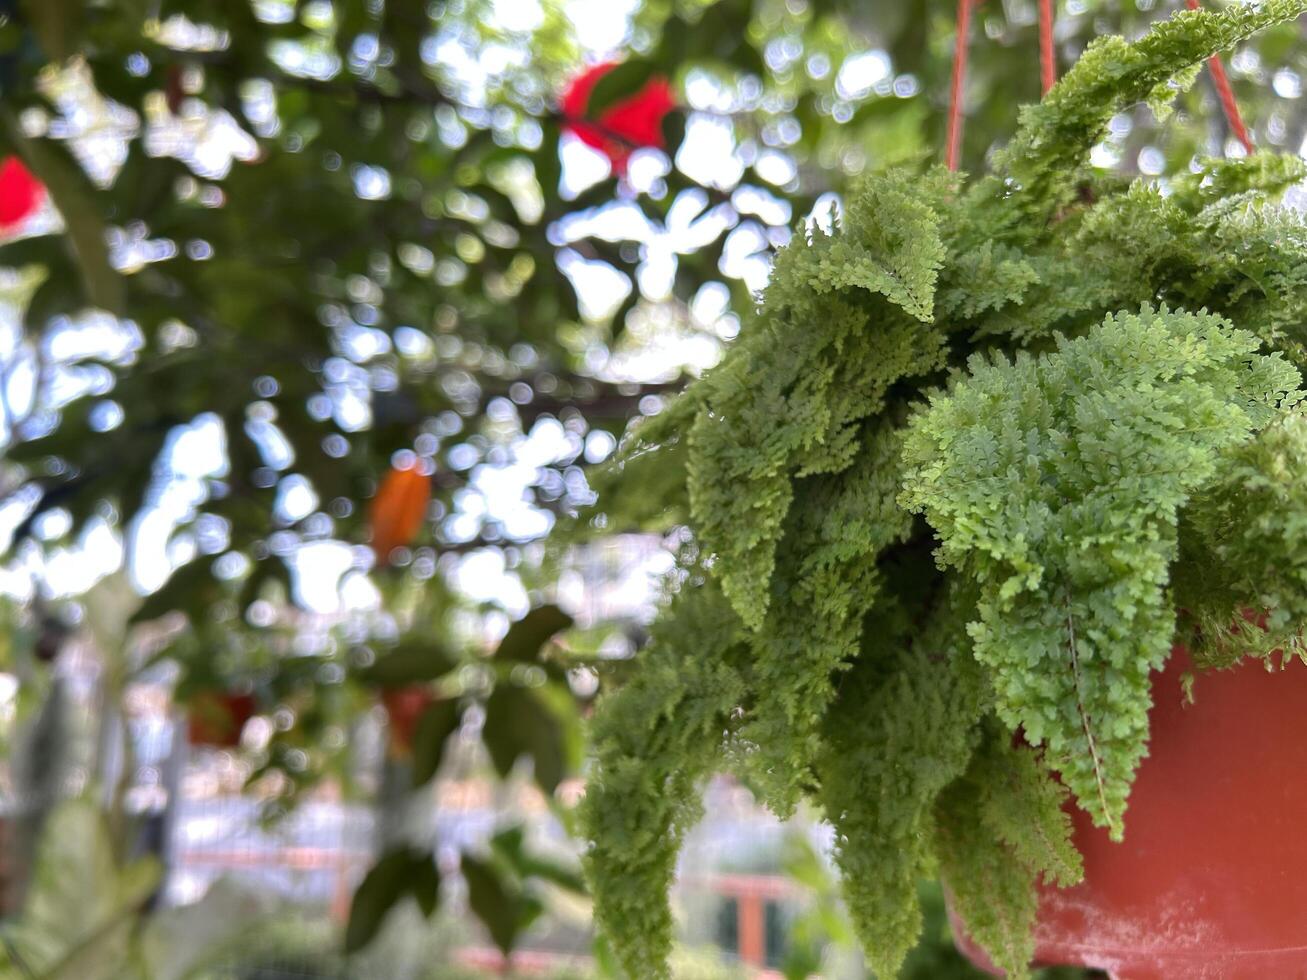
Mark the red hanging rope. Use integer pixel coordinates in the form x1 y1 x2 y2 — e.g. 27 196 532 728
948 0 1053 170
947 1 1250 171
1186 0 1254 154
1038 0 1057 95
945 0 975 170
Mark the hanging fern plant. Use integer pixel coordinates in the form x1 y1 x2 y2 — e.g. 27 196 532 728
580 3 1307 977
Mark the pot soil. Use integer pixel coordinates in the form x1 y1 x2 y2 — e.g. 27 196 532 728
951 646 1307 980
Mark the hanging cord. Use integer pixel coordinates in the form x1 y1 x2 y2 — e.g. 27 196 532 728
948 0 1057 171
947 2 1248 168
1186 0 1254 154
945 0 975 170
1038 0 1057 95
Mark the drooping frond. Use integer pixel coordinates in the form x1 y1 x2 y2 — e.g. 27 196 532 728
579 577 748 979
930 724 1081 980
901 307 1302 832
686 170 952 631
816 581 985 978
738 419 914 814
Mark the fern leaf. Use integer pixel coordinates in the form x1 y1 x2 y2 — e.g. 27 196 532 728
579 579 749 979
902 306 1302 833
1178 411 1307 666
725 420 913 813
933 776 1039 980
817 584 986 978
686 171 952 629
999 0 1307 209
973 728 1082 889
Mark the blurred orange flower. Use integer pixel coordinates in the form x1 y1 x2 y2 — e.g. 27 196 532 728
369 464 432 564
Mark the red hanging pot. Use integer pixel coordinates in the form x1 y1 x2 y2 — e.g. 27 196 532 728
187 690 256 748
381 685 434 757
951 645 1307 979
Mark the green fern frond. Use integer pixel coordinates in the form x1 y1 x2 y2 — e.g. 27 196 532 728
933 725 1080 980
582 6 1307 975
768 168 953 322
738 420 914 814
1178 411 1307 667
902 306 1303 833
686 171 952 630
579 578 749 979
1168 153 1307 211
817 583 986 978
999 1 1307 208
932 773 1038 980
970 727 1082 890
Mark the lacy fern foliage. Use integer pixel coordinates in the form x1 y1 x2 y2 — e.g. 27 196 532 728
901 307 1301 832
685 170 951 635
1178 412 1307 666
816 581 985 977
580 3 1307 977
581 576 748 979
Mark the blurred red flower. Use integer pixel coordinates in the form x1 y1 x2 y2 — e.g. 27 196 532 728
560 62 676 170
0 156 45 231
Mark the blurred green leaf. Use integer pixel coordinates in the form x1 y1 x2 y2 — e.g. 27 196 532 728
585 60 658 115
660 109 687 157
1 108 125 314
345 850 410 953
461 853 543 957
360 642 456 688
20 0 83 63
410 857 441 920
410 698 462 787
482 683 567 794
129 556 222 625
2 800 161 980
345 847 436 953
494 605 573 665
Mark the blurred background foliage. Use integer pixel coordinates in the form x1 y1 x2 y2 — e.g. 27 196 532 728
0 0 1303 972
